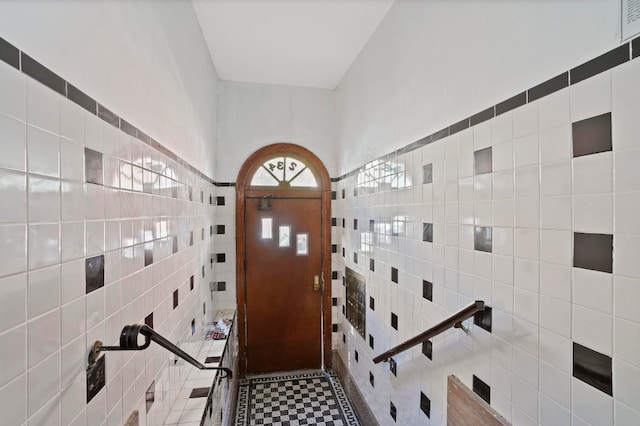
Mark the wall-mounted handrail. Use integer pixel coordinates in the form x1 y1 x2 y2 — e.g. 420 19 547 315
88 324 233 378
372 301 485 364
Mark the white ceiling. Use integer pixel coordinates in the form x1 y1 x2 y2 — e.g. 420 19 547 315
191 0 395 90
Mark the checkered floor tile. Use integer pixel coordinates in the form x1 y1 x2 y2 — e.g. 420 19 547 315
235 370 360 425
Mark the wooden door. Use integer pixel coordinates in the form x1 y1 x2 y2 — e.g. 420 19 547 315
244 196 323 373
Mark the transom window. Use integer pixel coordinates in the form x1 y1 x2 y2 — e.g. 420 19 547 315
250 156 318 188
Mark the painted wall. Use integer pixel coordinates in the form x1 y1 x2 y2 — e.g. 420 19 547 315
216 81 336 181
0 0 218 177
334 0 621 175
331 1 640 425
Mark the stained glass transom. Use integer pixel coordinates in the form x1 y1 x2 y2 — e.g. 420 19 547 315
250 156 318 187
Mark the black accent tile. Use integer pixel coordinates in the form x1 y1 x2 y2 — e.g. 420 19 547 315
137 129 152 145
189 231 194 246
574 232 613 273
331 190 337 200
200 190 204 203
472 375 490 404
573 342 613 396
85 255 105 294
21 53 65 95
342 333 346 343
172 235 178 254
145 312 153 329
572 113 612 158
423 223 433 243
85 148 103 185
528 72 569 102
571 44 629 85
332 297 338 306
342 218 346 228
390 401 397 422
391 312 398 330
389 358 397 376
369 220 375 232
209 195 213 205
352 252 357 264
190 387 210 398
391 267 398 283
205 356 221 364
474 147 492 175
201 265 205 278
144 243 153 267
210 225 213 236
353 187 358 197
369 372 374 387
120 119 137 137
201 228 205 241
332 323 338 333
331 217 337 226
215 225 226 235
474 306 492 333
369 334 374 349
190 275 194 291
173 289 178 309
332 270 338 280
97 104 119 128
470 106 495 126
66 84 96 114
331 244 337 253
474 226 493 253
203 302 206 315
354 219 358 230
495 91 527 116
341 189 346 199
145 381 155 413
0 36 19 69
86 353 105 403
449 118 470 135
342 248 345 258
634 36 640 59
431 127 450 142
420 392 431 418
423 163 433 184
423 280 433 302
355 350 359 362
191 318 195 335
370 258 375 272
422 340 433 360
370 296 375 310
217 281 226 291
216 196 225 206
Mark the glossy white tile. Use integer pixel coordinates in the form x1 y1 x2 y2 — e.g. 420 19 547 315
0 224 27 277
27 265 59 320
27 351 60 417
0 325 26 387
27 125 59 178
0 114 27 171
28 175 60 223
28 223 59 269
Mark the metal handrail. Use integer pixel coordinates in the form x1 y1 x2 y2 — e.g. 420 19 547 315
88 324 233 378
372 300 485 364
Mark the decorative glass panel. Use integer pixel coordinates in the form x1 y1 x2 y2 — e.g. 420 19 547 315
249 156 318 188
296 233 308 255
279 226 290 247
261 218 273 239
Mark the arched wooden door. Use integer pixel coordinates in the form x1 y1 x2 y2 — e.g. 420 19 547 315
236 144 331 375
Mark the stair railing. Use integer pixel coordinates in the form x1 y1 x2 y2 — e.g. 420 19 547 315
373 300 485 364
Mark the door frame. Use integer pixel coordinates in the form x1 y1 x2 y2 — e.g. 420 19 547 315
235 143 332 376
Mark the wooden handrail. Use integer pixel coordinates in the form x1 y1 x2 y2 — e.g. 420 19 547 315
372 300 485 364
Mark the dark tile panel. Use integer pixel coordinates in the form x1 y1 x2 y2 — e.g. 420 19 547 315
0 36 19 69
86 354 106 403
574 232 613 273
332 324 338 332
420 392 431 418
21 53 65 95
190 387 209 398
190 275 194 291
423 223 433 243
355 350 359 362
332 297 338 306
173 289 178 309
369 334 374 349
474 306 492 333
423 280 433 301
85 255 105 294
353 219 358 230
389 358 397 376
423 163 433 184
369 372 374 387
472 375 490 404
216 225 225 234
391 267 398 283
120 118 137 137
390 401 397 421
573 342 612 396
332 270 338 280
217 281 226 291
145 312 154 328
528 72 569 102
474 226 492 253
571 44 629 85
449 118 470 135
144 243 153 267
474 147 492 175
216 196 225 206
331 190 337 200
422 340 433 360
495 91 527 115
431 127 450 142
634 36 640 59
205 356 221 364
172 236 178 254
331 244 337 254
572 113 612 158
369 296 375 310
470 106 495 126
137 129 152 145
145 381 155 413
353 252 358 264
67 83 96 114
370 258 375 272
85 148 103 185
97 104 119 128
391 312 398 330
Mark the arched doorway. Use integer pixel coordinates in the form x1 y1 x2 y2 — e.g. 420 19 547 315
235 143 331 375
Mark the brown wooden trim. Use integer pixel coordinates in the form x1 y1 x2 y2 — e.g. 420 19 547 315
447 375 510 426
235 143 332 376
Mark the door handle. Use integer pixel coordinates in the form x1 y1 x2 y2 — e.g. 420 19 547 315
313 275 320 291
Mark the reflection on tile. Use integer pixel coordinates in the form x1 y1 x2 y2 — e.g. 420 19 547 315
573 232 613 274
573 342 612 396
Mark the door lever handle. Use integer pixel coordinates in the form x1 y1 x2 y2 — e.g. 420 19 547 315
313 275 320 291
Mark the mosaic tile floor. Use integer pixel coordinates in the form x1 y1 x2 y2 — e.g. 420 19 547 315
235 370 360 426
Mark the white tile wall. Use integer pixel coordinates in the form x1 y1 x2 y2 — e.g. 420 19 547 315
0 58 225 425
333 53 640 425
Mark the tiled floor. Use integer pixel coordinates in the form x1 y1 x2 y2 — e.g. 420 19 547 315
235 370 360 426
164 310 234 426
